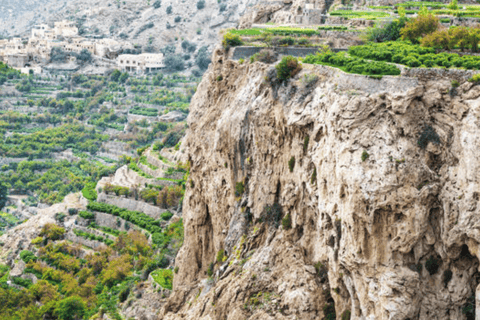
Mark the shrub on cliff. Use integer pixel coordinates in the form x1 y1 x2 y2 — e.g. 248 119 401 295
222 33 243 50
276 56 302 81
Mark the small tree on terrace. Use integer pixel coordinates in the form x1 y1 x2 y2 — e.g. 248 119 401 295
401 14 440 43
447 0 458 10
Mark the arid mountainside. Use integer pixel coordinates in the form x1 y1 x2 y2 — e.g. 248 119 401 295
160 47 480 319
0 0 258 51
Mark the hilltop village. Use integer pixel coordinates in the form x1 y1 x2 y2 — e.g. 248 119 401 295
0 20 165 74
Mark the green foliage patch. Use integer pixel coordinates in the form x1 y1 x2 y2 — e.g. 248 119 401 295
151 269 173 290
303 50 400 77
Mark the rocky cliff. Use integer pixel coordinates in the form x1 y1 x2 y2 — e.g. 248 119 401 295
160 48 480 319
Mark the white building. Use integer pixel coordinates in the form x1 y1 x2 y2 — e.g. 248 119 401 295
117 53 165 73
54 21 79 38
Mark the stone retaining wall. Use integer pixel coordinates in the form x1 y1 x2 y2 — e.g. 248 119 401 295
97 193 168 219
66 232 106 249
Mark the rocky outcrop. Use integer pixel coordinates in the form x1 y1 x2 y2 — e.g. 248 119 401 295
160 48 480 319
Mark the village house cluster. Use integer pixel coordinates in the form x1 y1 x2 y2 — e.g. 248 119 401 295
0 20 165 74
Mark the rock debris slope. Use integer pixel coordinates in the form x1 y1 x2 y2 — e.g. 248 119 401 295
160 48 480 319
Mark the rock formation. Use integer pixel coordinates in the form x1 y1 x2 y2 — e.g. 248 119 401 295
160 47 480 319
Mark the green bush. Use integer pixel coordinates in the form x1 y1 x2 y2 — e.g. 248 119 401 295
304 50 400 77
161 211 173 221
216 249 226 263
53 296 86 320
207 262 214 277
361 150 369 162
20 250 37 263
282 213 292 230
78 211 95 220
235 181 245 197
12 277 33 288
288 156 295 172
365 18 408 43
81 182 97 201
222 33 243 49
276 56 302 81
469 74 480 82
151 269 173 290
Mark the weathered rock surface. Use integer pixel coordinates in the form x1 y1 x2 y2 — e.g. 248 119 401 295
160 48 480 319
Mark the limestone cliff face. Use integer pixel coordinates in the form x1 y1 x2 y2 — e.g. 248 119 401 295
161 48 480 320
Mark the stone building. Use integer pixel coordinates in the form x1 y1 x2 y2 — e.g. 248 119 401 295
295 0 326 24
4 54 29 68
117 53 165 73
54 21 79 38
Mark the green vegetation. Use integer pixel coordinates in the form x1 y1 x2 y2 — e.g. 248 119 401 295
235 181 245 197
303 50 400 77
282 213 292 230
73 228 115 246
151 269 173 290
1 229 173 319
276 56 302 81
348 41 480 70
161 211 174 221
20 250 37 264
216 249 226 264
0 211 20 230
1 159 117 204
0 182 7 211
330 10 391 20
0 124 108 159
288 156 295 172
362 150 370 162
222 33 244 49
129 106 159 117
86 202 184 250
81 182 97 201
78 211 95 220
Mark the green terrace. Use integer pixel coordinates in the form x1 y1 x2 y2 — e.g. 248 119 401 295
340 2 480 19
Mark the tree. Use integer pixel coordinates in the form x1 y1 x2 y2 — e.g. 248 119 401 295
110 69 121 82
197 0 205 9
447 0 458 10
401 14 440 43
196 46 211 69
50 47 67 62
53 296 86 320
0 182 7 211
164 55 185 71
76 49 92 63
166 5 172 14
153 0 161 9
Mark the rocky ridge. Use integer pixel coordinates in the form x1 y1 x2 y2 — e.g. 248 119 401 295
159 46 480 319
1 0 260 55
